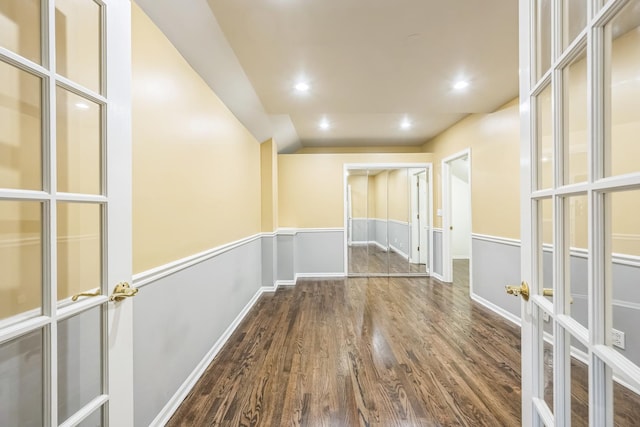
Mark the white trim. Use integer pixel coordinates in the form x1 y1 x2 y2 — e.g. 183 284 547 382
472 233 521 247
470 293 522 327
150 285 267 427
133 233 264 288
274 279 296 287
432 272 445 282
295 273 346 280
389 244 409 260
278 227 344 235
388 219 410 226
433 227 443 233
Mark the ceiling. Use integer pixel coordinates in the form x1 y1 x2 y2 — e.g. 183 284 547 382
136 0 519 152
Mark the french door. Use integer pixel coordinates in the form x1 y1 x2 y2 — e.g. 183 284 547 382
519 0 640 425
0 0 133 426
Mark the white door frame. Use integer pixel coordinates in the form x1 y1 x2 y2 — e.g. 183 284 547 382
344 163 433 277
410 169 430 267
441 149 472 286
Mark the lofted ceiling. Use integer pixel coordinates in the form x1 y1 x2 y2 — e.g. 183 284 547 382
136 0 519 152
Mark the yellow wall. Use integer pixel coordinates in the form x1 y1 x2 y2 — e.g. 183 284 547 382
347 175 369 218
373 171 388 220
387 168 409 222
278 153 432 228
260 139 278 232
132 4 261 272
423 99 521 239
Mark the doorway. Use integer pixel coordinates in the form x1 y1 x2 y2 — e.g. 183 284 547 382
442 150 472 286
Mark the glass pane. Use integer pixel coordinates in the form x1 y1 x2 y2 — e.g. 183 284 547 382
387 168 411 274
58 306 103 424
536 0 552 80
607 1 640 177
347 173 369 274
570 356 589 426
614 380 640 425
58 203 102 301
78 407 103 427
0 0 41 64
56 87 102 195
537 85 553 190
608 190 640 367
0 61 42 191
369 170 388 274
540 198 554 296
0 201 41 324
55 0 102 93
564 50 588 185
563 0 587 49
542 324 554 412
0 329 43 427
567 195 588 328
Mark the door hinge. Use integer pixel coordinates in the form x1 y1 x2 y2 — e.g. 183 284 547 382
417 246 420 251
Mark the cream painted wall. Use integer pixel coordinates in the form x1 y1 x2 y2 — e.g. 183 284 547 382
278 153 432 228
387 168 409 222
261 139 278 232
423 99 521 239
373 171 388 220
132 4 261 273
347 175 368 218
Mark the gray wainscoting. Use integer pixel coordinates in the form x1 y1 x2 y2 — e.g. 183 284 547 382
132 229 345 425
388 220 410 258
473 236 640 367
374 219 388 249
433 229 443 277
350 218 368 243
471 237 521 319
261 234 277 286
294 230 344 275
133 238 263 427
277 233 295 281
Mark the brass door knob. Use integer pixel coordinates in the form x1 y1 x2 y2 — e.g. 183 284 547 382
109 282 139 302
505 281 530 301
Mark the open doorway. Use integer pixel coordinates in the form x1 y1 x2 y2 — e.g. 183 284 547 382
442 150 472 287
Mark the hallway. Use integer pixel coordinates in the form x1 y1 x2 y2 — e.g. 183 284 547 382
168 266 522 425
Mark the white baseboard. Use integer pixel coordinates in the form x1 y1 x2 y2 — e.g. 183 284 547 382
150 286 267 426
432 272 445 282
470 292 521 327
389 244 409 260
274 279 296 287
295 272 346 279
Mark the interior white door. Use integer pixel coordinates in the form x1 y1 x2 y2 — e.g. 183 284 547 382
518 0 640 425
0 1 133 426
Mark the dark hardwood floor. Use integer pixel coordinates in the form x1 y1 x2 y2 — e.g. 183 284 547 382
168 260 640 426
348 244 426 275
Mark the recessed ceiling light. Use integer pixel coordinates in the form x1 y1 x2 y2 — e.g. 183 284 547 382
453 80 469 90
294 82 310 92
319 119 330 130
400 119 412 130
75 102 90 110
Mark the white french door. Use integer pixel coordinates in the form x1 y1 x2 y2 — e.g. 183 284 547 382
519 0 640 425
0 0 133 426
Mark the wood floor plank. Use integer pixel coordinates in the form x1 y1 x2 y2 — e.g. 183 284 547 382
167 260 640 426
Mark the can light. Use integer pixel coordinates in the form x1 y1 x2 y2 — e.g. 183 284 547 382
294 82 310 92
453 80 469 90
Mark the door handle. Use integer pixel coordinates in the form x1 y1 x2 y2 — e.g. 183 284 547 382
109 282 139 302
505 281 529 301
71 288 101 301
